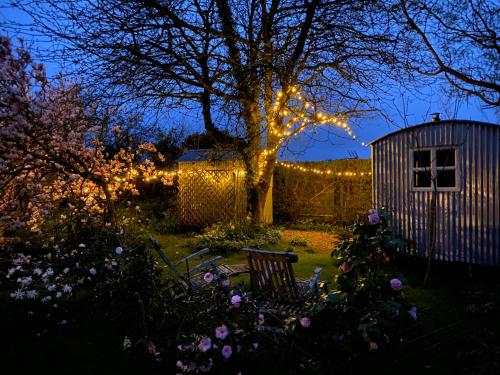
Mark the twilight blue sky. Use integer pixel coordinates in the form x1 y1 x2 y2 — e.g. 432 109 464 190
1 3 498 161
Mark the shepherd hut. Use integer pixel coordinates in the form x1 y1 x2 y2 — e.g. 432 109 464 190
177 149 273 226
371 118 500 266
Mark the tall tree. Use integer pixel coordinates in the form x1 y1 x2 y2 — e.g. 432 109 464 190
15 0 406 223
397 0 499 107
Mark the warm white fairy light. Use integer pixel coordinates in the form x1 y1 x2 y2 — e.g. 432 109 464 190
276 161 371 177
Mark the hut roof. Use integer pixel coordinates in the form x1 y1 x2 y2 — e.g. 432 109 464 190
177 149 242 163
368 119 499 146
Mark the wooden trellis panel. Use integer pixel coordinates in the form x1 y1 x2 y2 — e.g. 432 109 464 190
178 160 247 226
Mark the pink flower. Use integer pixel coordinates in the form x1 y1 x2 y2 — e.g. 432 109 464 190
408 306 417 320
198 336 212 352
339 262 352 273
369 341 378 351
203 272 214 283
221 345 232 360
222 279 231 287
257 313 265 326
299 317 311 328
390 278 403 291
147 341 156 355
231 295 241 308
368 213 380 225
215 324 229 340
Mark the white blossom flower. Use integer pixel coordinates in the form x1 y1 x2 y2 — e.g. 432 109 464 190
63 285 72 293
89 268 97 275
115 247 123 255
47 284 56 292
45 268 54 277
33 268 43 276
63 267 70 274
123 336 132 350
10 289 25 299
78 243 86 248
41 296 52 303
17 276 33 286
56 291 63 298
26 290 38 299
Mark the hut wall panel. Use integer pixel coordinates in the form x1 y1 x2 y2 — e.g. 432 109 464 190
372 121 500 266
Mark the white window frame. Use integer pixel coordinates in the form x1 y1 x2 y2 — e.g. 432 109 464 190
410 147 461 192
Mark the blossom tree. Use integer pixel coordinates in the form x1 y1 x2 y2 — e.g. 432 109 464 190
0 37 164 232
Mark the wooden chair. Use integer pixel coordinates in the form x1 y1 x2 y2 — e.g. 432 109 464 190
242 248 323 305
149 236 248 292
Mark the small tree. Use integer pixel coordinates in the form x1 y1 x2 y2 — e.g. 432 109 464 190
0 37 164 232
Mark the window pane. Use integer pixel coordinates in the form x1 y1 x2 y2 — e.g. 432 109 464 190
414 150 431 168
414 171 431 188
437 170 456 188
436 148 455 167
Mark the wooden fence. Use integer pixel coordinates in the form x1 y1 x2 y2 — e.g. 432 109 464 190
273 159 372 225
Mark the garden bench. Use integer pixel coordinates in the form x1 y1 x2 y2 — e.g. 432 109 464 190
242 248 324 307
149 236 248 291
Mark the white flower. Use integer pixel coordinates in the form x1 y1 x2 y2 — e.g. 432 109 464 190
45 268 54 277
115 247 123 255
63 285 72 293
41 296 52 303
33 268 43 276
89 268 97 275
63 267 70 274
78 243 86 248
26 290 38 299
10 289 25 299
47 284 56 292
123 336 132 350
111 260 118 267
56 291 63 298
17 276 32 286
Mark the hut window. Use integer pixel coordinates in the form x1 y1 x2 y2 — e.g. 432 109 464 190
411 147 459 191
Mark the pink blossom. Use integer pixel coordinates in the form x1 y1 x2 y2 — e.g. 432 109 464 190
368 213 380 225
147 341 156 355
221 345 232 360
408 306 417 320
215 324 229 340
231 294 242 308
390 278 403 291
203 272 214 283
299 317 311 328
257 313 265 326
369 341 378 351
339 262 352 273
198 337 212 352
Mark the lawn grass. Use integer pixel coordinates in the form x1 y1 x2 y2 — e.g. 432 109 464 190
149 229 340 286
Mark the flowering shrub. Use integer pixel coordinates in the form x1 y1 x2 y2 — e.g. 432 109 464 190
0 220 162 340
323 208 415 356
191 223 281 254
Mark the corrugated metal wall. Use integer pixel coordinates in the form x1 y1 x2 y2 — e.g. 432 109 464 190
372 120 500 266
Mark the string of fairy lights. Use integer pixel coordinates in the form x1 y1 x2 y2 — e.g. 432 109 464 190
276 161 371 177
112 87 371 184
261 86 369 154
130 162 370 183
